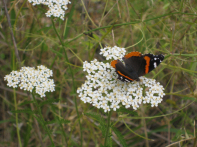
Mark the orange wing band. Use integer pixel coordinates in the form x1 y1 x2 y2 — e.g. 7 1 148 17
117 71 134 81
124 51 141 59
144 56 150 74
111 60 118 68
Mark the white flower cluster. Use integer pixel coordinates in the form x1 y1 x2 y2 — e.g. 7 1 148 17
28 0 71 20
77 46 165 112
100 46 126 60
4 65 55 97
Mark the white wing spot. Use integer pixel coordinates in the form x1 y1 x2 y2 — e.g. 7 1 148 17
125 79 130 82
154 62 157 68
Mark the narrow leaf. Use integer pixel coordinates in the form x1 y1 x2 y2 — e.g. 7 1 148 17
19 100 34 106
11 109 34 114
112 127 128 147
45 120 57 125
39 99 60 107
117 107 138 116
60 119 70 124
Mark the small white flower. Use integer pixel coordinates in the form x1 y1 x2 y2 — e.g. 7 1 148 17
132 102 139 110
110 102 120 111
120 97 127 105
103 105 110 112
99 100 108 108
93 102 101 109
159 91 165 97
143 96 150 104
107 94 114 102
124 101 131 108
151 100 158 107
4 65 55 98
135 98 142 104
81 96 91 103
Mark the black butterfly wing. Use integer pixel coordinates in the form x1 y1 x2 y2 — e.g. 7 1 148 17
111 60 139 82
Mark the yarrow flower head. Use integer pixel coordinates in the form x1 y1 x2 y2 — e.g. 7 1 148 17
28 0 71 20
4 65 55 98
77 46 165 112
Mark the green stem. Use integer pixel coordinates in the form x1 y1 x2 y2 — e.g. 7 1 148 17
13 88 22 147
50 104 68 146
104 111 112 146
193 129 197 147
32 92 55 147
81 0 97 28
57 88 68 146
51 18 83 146
11 48 22 147
99 0 108 27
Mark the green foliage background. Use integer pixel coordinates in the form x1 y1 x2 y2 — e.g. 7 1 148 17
1 0 197 146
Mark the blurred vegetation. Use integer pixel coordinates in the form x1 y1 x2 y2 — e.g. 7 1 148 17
1 0 197 146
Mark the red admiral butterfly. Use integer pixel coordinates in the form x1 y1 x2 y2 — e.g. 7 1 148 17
111 51 164 82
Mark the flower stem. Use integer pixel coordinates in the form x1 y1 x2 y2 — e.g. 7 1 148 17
13 88 22 147
193 127 197 147
104 111 112 146
32 92 55 147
